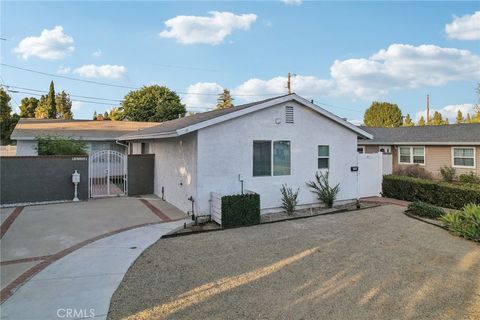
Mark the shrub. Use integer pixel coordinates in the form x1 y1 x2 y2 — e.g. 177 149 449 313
382 175 480 210
406 201 444 219
459 172 480 184
221 193 260 228
306 171 340 208
36 135 87 155
440 166 456 182
280 184 299 215
440 203 480 241
393 165 432 180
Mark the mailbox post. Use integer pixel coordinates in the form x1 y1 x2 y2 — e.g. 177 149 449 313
72 170 80 202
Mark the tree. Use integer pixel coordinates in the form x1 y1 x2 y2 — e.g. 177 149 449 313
402 114 414 126
455 110 464 124
430 111 448 125
466 113 472 123
19 97 39 118
108 107 125 121
103 111 110 120
93 111 97 120
55 91 73 119
417 116 426 126
36 135 87 155
0 88 20 145
35 95 49 118
363 101 402 127
46 81 57 118
121 85 186 122
216 89 234 109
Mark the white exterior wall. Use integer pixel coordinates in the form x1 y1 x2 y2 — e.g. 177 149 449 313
151 133 197 214
129 142 142 155
195 101 359 214
15 141 38 156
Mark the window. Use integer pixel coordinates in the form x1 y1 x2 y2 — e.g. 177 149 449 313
273 141 291 175
285 106 294 124
379 146 391 153
141 142 149 154
318 145 329 169
452 147 475 168
357 146 365 154
253 140 291 176
399 146 424 165
253 141 272 176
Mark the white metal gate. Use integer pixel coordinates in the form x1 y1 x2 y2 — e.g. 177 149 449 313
89 150 127 197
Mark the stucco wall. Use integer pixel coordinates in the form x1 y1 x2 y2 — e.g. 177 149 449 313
151 133 197 214
16 140 38 156
195 101 359 214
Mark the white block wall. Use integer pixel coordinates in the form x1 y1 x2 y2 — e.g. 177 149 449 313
15 141 38 156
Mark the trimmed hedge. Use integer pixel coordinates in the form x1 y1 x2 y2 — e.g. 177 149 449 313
406 201 444 219
382 175 480 210
221 193 260 228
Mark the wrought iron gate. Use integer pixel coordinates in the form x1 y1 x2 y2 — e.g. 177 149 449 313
89 150 127 197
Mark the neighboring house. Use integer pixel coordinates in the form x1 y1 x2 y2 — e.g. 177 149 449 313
117 94 372 215
11 118 158 156
357 124 480 178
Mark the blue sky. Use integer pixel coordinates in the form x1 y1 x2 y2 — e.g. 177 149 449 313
1 1 479 123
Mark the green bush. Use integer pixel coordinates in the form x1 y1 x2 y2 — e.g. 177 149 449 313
440 203 480 241
280 184 299 215
459 172 480 184
439 166 456 182
382 175 480 210
406 201 444 219
306 171 340 208
393 165 432 180
221 193 260 228
36 135 87 155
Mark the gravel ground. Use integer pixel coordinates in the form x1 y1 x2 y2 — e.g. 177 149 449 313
108 205 480 320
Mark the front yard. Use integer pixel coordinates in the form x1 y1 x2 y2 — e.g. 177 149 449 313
107 205 480 320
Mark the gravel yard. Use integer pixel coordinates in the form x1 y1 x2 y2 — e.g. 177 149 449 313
108 205 480 320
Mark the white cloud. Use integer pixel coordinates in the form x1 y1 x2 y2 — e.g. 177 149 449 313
183 82 223 109
445 11 480 40
282 0 303 5
92 49 102 57
348 119 364 126
159 11 257 44
14 26 74 60
72 101 83 111
414 103 476 123
73 64 127 79
57 65 71 75
233 44 480 100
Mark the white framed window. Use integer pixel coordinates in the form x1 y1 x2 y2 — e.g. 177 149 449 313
253 140 291 177
357 146 365 154
452 147 475 168
398 146 425 165
318 145 329 169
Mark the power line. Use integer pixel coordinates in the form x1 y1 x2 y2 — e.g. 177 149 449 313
4 85 122 102
6 90 116 106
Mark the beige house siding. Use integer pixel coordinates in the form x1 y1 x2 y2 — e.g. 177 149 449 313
390 145 479 178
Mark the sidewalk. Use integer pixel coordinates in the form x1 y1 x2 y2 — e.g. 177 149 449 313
0 219 189 320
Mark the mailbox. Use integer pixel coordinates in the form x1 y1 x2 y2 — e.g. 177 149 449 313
72 170 80 183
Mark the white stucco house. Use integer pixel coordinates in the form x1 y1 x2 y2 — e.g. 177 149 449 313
11 118 157 156
118 94 372 215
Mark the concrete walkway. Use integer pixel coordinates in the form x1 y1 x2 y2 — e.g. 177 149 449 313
1 219 189 320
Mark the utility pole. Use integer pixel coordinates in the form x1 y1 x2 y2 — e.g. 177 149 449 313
426 94 430 125
287 72 291 94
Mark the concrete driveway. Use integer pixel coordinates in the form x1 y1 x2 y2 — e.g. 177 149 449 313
0 195 188 301
108 205 480 320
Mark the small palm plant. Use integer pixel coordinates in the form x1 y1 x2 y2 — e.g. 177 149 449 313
280 184 299 215
439 203 480 241
306 171 340 208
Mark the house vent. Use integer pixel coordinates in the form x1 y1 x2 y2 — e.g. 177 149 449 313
285 106 294 124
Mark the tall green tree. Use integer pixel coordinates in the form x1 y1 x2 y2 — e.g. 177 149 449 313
121 85 186 122
55 91 73 119
46 81 57 118
430 111 448 125
417 116 426 126
19 97 39 118
455 110 464 124
0 88 20 145
363 101 402 127
93 110 97 120
216 89 234 109
402 114 414 126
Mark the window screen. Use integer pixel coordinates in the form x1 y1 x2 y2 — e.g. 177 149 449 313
318 145 329 169
253 141 272 176
273 141 291 175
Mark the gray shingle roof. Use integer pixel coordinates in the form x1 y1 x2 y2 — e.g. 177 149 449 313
118 95 287 140
11 118 158 141
359 124 480 144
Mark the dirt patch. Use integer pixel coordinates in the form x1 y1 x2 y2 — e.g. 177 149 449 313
108 205 480 320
